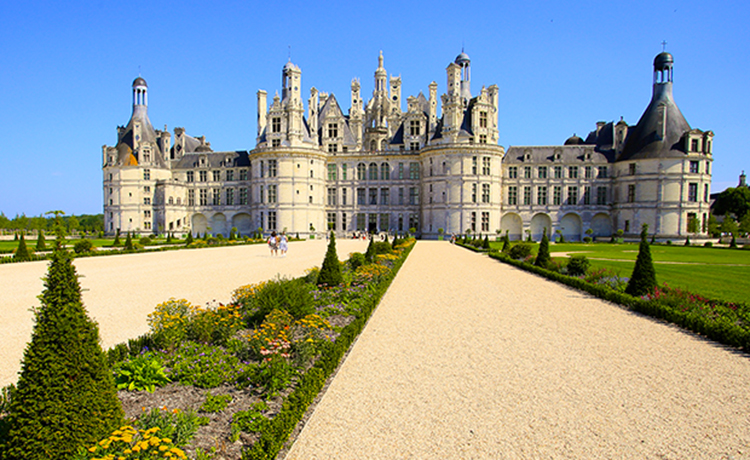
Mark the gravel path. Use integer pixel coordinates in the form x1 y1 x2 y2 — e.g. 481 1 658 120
285 241 750 459
0 239 368 387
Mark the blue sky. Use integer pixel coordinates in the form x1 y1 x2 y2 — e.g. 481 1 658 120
1 0 748 217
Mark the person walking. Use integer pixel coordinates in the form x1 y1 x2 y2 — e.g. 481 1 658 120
267 231 279 256
279 232 288 256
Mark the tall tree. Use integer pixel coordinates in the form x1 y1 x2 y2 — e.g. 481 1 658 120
712 186 750 219
625 224 657 297
535 228 551 267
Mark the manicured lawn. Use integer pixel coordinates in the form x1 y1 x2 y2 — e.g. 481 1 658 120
489 241 750 305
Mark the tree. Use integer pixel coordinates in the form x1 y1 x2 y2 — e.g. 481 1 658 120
707 214 720 237
534 228 550 267
720 217 738 236
364 236 375 262
712 186 750 220
113 228 121 246
687 215 700 234
14 233 31 261
483 235 490 249
124 231 134 250
67 215 79 235
2 236 123 459
318 231 343 287
35 230 46 251
625 224 657 297
739 213 750 235
185 231 194 245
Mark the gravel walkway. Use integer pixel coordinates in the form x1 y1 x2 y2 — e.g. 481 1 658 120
0 239 368 387
285 241 750 459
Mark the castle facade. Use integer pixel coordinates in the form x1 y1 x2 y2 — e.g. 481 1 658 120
103 51 713 240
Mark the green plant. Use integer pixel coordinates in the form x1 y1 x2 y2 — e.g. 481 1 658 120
113 228 121 246
187 301 243 346
364 236 375 262
200 392 232 413
73 425 188 460
625 224 657 297
567 255 591 277
35 230 46 251
318 231 343 287
162 341 253 388
508 242 533 260
124 231 134 250
185 232 194 245
73 239 94 254
253 357 296 396
13 233 31 261
230 402 269 441
2 239 123 459
240 277 314 324
148 298 197 351
347 252 366 271
139 236 152 246
136 406 209 447
113 353 171 392
535 228 551 268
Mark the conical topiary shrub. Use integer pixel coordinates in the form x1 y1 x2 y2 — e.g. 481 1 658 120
35 230 46 252
364 236 375 262
625 224 657 297
2 237 123 459
318 231 343 287
14 233 31 261
535 228 550 267
124 231 134 250
113 228 121 246
483 235 490 249
185 231 194 245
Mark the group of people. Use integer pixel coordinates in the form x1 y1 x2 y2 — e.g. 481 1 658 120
267 231 289 256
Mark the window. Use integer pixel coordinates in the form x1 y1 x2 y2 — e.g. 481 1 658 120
143 186 150 193
328 164 337 181
409 163 420 180
143 197 151 205
259 185 264 203
144 210 151 219
479 111 488 128
482 157 491 175
213 171 221 181
356 213 366 231
188 190 195 206
268 184 277 203
199 171 207 182
569 166 579 179
628 184 636 202
472 157 478 175
583 186 591 205
168 197 173 205
240 188 248 205
369 163 378 181
625 220 630 232
272 117 281 133
342 164 348 180
369 188 377 205
226 189 234 205
144 221 151 230
409 187 419 205
629 163 636 175
688 183 698 202
357 188 365 205
598 166 608 178
410 120 420 136
342 188 347 206
481 211 490 232
342 212 347 230
399 188 404 205
508 166 518 179
691 139 699 152
596 187 607 205
482 184 490 203
268 211 277 231
507 186 518 205
381 188 389 205
328 144 338 153
538 166 547 179
357 163 366 180
443 161 448 175
399 163 404 179
585 166 593 179
410 142 420 151
327 212 336 230
199 189 207 206
409 214 419 232
470 212 476 232
553 186 562 205
524 166 532 179
310 169 314 178
272 139 281 147
537 186 548 205
704 184 709 202
380 163 390 180
706 161 710 175
328 123 338 138
567 186 578 205
479 135 487 144
226 170 234 181
554 166 563 179
471 184 477 203
268 160 277 177
240 169 248 180
327 188 336 206
690 161 699 174
213 188 221 205
398 214 404 231
523 186 531 205
260 161 265 178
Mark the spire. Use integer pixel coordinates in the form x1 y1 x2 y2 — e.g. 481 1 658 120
132 77 148 118
375 51 387 92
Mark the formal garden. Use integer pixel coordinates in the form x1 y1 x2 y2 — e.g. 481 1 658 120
0 225 415 460
458 227 750 351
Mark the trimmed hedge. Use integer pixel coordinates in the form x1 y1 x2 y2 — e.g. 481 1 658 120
487 251 750 350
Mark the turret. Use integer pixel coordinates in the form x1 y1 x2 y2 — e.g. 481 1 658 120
455 51 471 104
257 90 267 140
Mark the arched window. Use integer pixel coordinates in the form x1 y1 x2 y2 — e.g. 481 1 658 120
380 140 386 150
369 163 378 181
380 163 390 180
370 140 377 151
357 163 366 180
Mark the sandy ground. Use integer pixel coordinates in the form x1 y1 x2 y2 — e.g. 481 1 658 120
285 241 750 459
0 239 368 387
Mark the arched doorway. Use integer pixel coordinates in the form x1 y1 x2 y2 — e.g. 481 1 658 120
191 214 208 236
501 213 523 241
232 213 252 237
590 213 613 237
212 213 227 237
530 213 552 241
560 213 583 242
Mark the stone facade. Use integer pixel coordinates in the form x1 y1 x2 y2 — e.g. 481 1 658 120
103 51 712 240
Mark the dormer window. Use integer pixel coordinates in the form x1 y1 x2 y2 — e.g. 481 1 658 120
328 123 338 138
691 139 699 152
199 156 206 167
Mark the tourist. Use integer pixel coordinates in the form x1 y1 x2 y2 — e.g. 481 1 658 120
279 232 288 256
267 231 279 256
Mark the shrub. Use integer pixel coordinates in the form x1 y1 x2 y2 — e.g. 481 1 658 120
147 298 197 351
318 231 343 287
535 228 551 268
35 230 46 251
136 407 208 447
113 353 171 392
124 231 134 250
2 242 123 459
139 236 152 246
13 233 31 261
704 241 713 247
508 242 533 260
501 234 510 253
187 301 243 346
347 252 366 271
230 402 269 441
240 278 313 325
364 237 375 262
113 229 121 246
372 241 394 256
625 224 657 297
161 342 253 389
200 392 232 413
567 255 591 277
185 232 194 245
73 239 94 254
583 236 593 243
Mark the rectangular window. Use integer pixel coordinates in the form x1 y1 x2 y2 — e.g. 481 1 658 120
381 163 390 180
690 161 699 174
328 144 338 153
268 211 277 231
356 213 366 231
369 188 377 205
213 170 221 181
706 161 710 175
629 163 636 175
409 163 420 179
704 184 709 202
272 139 280 147
260 161 265 178
523 186 531 205
410 120 420 136
240 169 248 181
381 188 389 205
272 117 281 133
239 188 248 205
213 188 221 206
399 188 404 205
569 166 579 179
187 171 194 182
409 214 419 232
628 184 636 202
268 184 277 203
507 186 518 205
144 221 151 230
259 185 264 203
410 142 420 151
409 187 419 205
688 183 698 202
598 166 608 178
143 169 151 180
328 123 338 138
327 212 336 230
481 211 490 232
357 188 365 205
328 164 337 181
482 157 491 175
538 166 547 179
226 170 234 181
537 186 548 205
568 186 578 205
524 166 531 179
508 166 518 179
199 189 207 206
342 188 347 206
398 163 404 179
554 166 563 179
268 160 277 177
583 186 591 205
226 188 234 205
482 183 490 203
596 186 607 205
379 213 389 232
327 188 336 206
585 166 593 179
342 164 348 180
470 212 476 232
143 186 150 193
691 139 699 152
553 186 562 205
199 170 207 182
144 210 151 219
472 157 478 175
479 134 487 144
342 212 347 231
479 111 488 128
471 183 477 203
188 189 195 206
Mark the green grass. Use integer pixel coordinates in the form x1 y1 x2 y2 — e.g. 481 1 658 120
489 241 750 305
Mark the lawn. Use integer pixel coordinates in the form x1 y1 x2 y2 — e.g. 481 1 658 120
489 241 750 305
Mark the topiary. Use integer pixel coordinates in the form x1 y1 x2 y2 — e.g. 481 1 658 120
113 228 121 246
35 230 46 252
508 242 533 260
685 236 691 246
318 231 343 287
347 252 366 271
2 237 123 459
566 255 591 277
483 235 490 249
185 232 194 246
73 239 94 254
124 231 134 250
625 224 657 297
501 232 510 253
534 228 550 268
364 236 375 262
13 233 31 261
